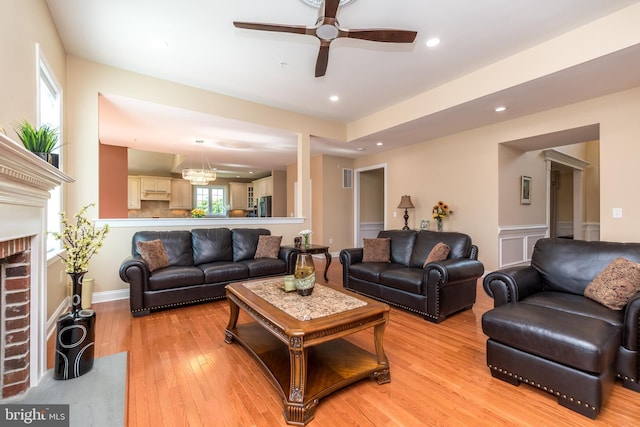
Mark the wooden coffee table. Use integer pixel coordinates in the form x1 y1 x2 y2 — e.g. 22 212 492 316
224 278 390 426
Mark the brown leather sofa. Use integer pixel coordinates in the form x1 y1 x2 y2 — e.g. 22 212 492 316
119 228 297 317
482 238 640 419
340 230 484 323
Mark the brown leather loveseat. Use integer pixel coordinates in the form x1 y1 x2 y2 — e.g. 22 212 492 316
482 238 640 418
340 229 484 323
119 228 297 316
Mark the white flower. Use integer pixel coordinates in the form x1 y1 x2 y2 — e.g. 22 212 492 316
51 203 109 274
299 229 312 236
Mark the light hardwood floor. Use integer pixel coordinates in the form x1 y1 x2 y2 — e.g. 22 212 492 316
48 258 640 426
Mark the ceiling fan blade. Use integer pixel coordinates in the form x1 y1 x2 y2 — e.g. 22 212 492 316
343 29 417 43
315 43 330 77
234 21 310 35
323 0 340 20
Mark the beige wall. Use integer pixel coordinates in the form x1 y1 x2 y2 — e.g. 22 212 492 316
0 1 68 319
355 86 640 271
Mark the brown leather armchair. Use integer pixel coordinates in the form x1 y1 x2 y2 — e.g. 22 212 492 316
482 238 640 418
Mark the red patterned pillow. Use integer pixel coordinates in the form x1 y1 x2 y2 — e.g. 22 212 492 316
254 235 282 259
584 257 640 310
136 239 170 272
424 242 450 266
363 238 390 263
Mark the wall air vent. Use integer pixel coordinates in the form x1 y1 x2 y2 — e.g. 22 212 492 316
342 168 353 189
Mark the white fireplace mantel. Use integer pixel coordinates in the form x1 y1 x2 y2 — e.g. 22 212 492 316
0 132 73 389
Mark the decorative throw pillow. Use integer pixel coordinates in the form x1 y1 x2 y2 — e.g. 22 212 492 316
584 257 640 310
254 235 282 259
424 242 450 266
362 238 391 263
136 239 170 272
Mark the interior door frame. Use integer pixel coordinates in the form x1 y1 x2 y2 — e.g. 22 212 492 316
544 150 590 240
353 163 387 246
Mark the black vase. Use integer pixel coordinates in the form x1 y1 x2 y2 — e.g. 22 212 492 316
53 272 96 380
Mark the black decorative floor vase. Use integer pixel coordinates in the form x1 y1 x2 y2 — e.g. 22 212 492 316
53 272 96 380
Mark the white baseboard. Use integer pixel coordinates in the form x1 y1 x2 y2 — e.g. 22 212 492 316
46 289 130 340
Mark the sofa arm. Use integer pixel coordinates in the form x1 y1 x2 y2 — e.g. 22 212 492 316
119 255 150 313
278 246 299 275
624 293 640 350
424 258 484 291
483 266 543 306
339 248 363 266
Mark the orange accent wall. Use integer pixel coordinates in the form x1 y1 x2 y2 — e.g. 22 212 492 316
99 143 128 218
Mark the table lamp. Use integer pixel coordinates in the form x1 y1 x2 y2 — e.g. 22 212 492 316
397 195 414 230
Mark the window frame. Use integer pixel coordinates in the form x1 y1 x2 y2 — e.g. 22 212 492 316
37 44 64 256
193 185 227 217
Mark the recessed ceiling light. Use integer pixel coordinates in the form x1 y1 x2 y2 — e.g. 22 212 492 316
249 171 254 174
495 106 507 112
426 38 440 47
329 95 340 102
376 142 383 146
357 147 365 151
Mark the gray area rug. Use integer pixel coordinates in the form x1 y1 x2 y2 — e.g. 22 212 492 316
6 352 127 427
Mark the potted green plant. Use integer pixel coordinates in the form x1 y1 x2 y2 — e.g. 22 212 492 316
14 120 60 167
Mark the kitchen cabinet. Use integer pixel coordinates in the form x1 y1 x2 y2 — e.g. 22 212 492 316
140 177 171 200
128 177 141 209
252 171 286 216
252 176 273 201
169 179 192 209
229 182 253 210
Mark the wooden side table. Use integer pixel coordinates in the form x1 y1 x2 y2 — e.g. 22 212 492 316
283 244 331 282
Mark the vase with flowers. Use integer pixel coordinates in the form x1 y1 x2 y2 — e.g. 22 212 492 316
432 201 453 232
299 229 312 248
50 203 109 380
191 208 206 218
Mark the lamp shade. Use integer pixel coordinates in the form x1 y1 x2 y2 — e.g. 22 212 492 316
397 195 414 209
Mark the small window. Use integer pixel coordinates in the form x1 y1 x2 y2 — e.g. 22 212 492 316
194 186 226 216
38 45 63 254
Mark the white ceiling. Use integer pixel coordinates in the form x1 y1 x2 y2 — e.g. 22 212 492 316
46 0 640 178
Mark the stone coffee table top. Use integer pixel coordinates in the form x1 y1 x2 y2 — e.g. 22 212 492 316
242 277 366 321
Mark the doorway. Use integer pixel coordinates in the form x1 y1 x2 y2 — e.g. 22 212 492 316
353 165 386 246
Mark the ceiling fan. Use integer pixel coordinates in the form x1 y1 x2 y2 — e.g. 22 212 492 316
233 0 417 77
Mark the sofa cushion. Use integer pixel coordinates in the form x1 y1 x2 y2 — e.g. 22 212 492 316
232 228 270 261
584 257 640 310
199 261 249 283
240 258 287 277
521 292 624 328
254 235 282 259
136 239 170 272
192 228 233 264
531 238 640 295
147 266 204 291
410 231 472 267
424 242 450 266
349 262 404 283
378 230 417 266
133 231 193 266
482 303 621 374
379 268 423 294
362 238 390 263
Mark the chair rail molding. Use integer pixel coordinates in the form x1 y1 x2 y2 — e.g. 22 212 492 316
498 224 548 268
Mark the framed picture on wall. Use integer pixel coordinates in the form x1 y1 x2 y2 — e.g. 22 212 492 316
521 175 531 205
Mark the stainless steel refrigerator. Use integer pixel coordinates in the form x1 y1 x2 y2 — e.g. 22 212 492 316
258 196 272 217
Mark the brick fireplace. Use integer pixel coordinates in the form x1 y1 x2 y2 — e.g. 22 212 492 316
1 237 32 397
0 133 72 398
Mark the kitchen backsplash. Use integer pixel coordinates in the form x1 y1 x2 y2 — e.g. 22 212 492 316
128 200 190 218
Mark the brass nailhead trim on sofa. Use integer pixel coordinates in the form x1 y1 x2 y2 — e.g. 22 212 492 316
131 295 226 313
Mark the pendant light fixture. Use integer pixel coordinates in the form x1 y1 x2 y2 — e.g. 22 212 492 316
182 140 217 185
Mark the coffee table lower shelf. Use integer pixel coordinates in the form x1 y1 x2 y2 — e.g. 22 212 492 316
225 322 389 425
